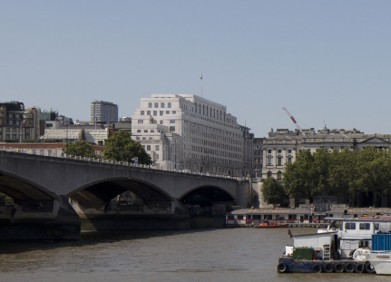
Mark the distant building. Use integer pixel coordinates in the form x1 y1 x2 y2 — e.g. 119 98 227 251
262 127 391 181
0 101 41 142
90 100 118 125
253 137 264 180
132 94 254 176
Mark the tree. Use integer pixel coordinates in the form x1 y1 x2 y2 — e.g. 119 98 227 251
103 131 152 165
261 178 287 207
284 150 318 203
63 140 96 158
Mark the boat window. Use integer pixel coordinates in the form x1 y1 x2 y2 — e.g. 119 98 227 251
345 222 356 230
253 215 261 220
359 223 371 230
238 215 243 220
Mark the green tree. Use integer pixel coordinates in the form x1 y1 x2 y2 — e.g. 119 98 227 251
261 178 287 207
63 140 96 158
103 131 152 165
284 150 318 203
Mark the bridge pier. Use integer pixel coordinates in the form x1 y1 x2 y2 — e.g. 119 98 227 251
71 199 191 232
0 196 80 241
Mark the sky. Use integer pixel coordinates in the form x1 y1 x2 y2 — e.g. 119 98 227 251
1 1 391 137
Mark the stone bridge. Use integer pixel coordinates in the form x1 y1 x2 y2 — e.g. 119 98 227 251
0 151 252 240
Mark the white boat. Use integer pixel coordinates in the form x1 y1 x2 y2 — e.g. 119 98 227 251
318 216 391 259
367 251 391 275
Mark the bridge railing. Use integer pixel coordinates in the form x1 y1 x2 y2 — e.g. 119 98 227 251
0 148 247 181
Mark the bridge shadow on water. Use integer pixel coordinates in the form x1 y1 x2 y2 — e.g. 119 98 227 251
0 228 224 255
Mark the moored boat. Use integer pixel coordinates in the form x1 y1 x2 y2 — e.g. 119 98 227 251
277 216 391 274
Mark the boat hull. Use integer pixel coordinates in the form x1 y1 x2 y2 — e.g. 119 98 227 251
277 257 375 274
368 253 391 275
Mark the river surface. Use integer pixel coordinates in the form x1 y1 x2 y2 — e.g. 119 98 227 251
0 227 390 282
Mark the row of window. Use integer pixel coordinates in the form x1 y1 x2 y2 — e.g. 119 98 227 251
344 222 371 230
140 110 177 116
148 102 172 109
266 155 293 166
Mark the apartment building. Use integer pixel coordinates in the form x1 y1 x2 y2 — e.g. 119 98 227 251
90 100 118 124
131 94 253 176
0 101 41 142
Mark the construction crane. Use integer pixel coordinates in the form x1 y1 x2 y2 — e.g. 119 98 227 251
282 106 302 132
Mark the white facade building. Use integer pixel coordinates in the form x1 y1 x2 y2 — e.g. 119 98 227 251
262 127 391 181
132 94 251 176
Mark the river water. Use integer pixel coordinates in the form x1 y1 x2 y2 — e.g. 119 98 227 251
0 227 390 282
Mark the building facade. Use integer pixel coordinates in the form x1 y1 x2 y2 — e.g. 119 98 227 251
0 101 41 142
131 94 253 176
90 100 118 124
261 127 391 181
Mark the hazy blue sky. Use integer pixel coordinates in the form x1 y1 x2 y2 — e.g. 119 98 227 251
1 1 391 137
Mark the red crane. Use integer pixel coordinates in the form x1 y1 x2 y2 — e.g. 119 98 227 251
282 107 302 132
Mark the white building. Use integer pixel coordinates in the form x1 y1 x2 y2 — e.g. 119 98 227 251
262 127 391 181
132 94 252 176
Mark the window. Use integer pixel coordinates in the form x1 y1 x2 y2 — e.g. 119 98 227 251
161 102 165 108
277 156 283 166
345 222 356 230
359 223 371 230
148 102 152 108
146 145 151 150
167 102 171 108
155 145 160 150
170 120 175 124
140 111 145 115
169 126 175 131
138 120 143 124
154 102 158 108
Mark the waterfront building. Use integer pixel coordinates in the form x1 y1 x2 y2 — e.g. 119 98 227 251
0 101 41 142
131 94 253 176
262 127 391 181
90 100 118 125
253 137 264 180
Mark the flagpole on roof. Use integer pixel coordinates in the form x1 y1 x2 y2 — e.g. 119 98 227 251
200 73 203 97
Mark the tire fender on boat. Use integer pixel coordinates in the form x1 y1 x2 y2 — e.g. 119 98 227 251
345 263 354 273
365 261 375 273
277 262 287 273
355 263 364 273
334 263 344 273
313 264 322 273
323 263 334 273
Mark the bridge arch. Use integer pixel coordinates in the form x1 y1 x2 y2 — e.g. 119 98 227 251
0 170 57 204
180 185 235 215
69 177 176 212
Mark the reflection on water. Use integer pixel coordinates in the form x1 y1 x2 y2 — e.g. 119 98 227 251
0 228 389 282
